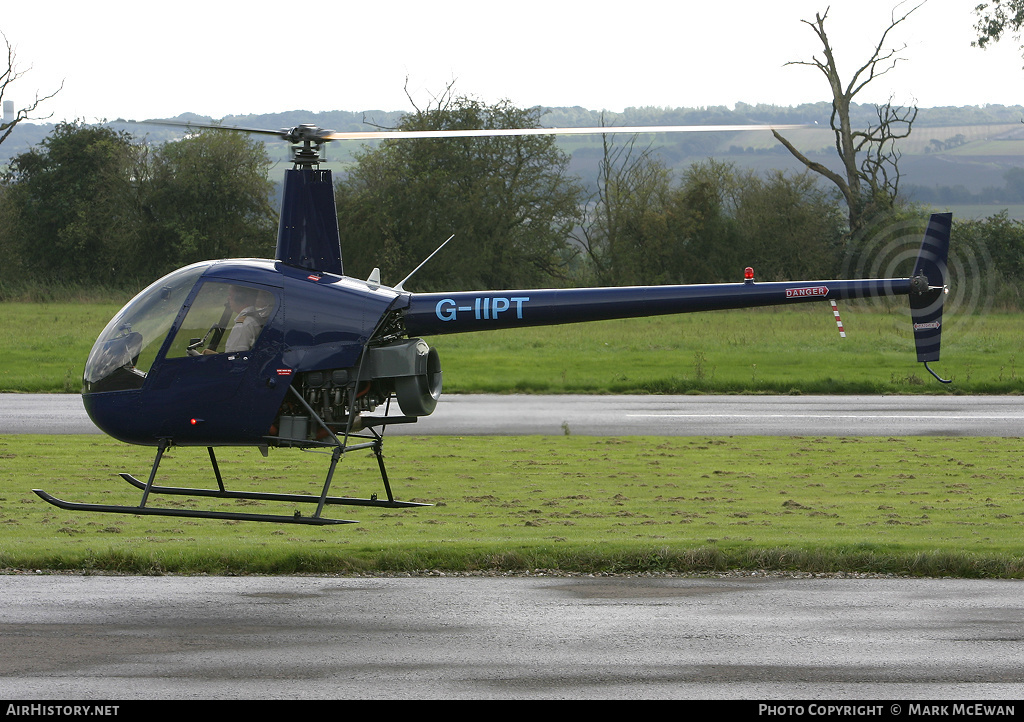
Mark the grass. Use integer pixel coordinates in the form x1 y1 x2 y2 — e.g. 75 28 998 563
0 302 123 393
1 301 1023 394
1 434 1023 577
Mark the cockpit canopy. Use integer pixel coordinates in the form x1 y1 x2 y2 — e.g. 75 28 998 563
83 262 277 393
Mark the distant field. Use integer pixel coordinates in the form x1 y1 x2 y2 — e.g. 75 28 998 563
902 125 1024 154
1 301 1022 395
274 123 1024 196
945 204 1024 220
556 123 1024 157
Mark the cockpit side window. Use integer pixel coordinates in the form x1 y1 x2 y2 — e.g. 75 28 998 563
166 282 276 358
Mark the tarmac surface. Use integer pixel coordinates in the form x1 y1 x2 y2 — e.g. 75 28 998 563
2 393 1023 436
1 573 1022 700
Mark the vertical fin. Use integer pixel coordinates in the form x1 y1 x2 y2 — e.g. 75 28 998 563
909 212 951 364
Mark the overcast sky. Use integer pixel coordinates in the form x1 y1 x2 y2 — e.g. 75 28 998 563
3 0 1023 124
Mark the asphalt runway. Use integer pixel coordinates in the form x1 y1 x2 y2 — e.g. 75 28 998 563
1 574 1022 700
2 393 1023 436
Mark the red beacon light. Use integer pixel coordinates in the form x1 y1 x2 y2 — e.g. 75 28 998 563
744 267 755 283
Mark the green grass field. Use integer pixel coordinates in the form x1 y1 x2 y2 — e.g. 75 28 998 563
1 434 1022 577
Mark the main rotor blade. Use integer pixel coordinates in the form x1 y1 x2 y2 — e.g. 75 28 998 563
142 118 284 136
142 118 806 143
321 124 805 141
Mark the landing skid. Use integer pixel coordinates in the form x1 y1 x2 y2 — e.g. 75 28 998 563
32 488 355 525
34 403 430 524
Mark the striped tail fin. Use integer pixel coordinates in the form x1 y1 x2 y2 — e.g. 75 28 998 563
909 213 952 381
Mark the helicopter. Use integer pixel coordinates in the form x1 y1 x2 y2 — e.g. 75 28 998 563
33 120 952 525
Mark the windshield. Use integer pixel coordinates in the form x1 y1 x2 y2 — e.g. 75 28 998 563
83 263 209 392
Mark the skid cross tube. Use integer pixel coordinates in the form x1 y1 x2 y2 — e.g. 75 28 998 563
279 300 417 508
137 438 170 508
34 410 430 523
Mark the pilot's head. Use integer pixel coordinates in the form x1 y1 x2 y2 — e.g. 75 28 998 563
228 286 258 312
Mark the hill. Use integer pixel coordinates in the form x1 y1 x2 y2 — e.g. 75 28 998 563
4 103 1024 216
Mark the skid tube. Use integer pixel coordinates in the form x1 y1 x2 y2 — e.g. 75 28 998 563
32 488 356 526
34 403 430 524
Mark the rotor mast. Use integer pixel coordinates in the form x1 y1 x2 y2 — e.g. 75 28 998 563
276 125 345 275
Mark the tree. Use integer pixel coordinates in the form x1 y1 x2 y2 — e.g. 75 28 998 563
144 128 277 271
0 122 146 287
974 0 1024 55
1003 166 1024 201
668 161 844 284
668 160 743 284
0 124 277 291
950 210 1024 308
578 133 678 285
1 30 62 148
579 145 846 286
335 86 585 290
771 4 922 239
732 169 847 281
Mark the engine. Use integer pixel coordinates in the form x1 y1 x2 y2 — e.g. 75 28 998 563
275 338 442 445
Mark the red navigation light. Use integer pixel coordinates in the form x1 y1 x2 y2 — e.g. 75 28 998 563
744 267 755 281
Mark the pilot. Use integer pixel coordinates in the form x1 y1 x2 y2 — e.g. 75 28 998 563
205 286 270 354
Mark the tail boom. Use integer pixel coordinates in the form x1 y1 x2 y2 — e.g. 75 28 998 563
400 213 953 384
403 277 914 336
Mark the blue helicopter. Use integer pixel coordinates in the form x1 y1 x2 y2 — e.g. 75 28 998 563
34 122 952 525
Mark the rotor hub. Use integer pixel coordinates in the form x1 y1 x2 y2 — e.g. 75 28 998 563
279 125 336 167
279 124 334 145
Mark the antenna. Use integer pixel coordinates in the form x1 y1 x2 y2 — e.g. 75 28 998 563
395 234 455 292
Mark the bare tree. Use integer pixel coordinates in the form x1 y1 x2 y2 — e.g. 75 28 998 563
576 129 674 285
771 3 922 238
1 30 62 147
